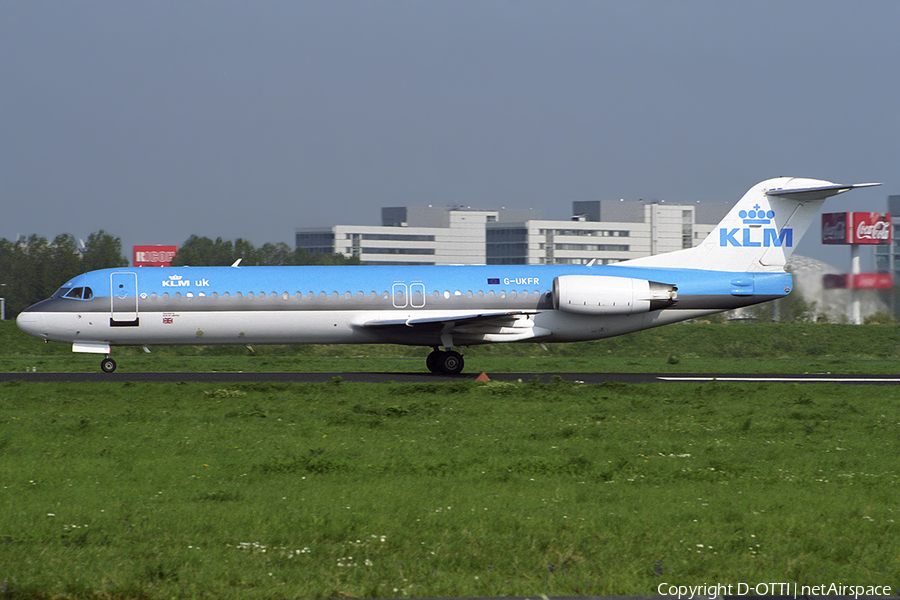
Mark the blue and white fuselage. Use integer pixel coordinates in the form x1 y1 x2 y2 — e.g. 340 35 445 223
16 178 878 373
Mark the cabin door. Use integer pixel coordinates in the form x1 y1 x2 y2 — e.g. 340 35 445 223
110 272 140 326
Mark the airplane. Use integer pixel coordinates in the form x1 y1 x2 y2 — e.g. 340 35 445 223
16 177 879 375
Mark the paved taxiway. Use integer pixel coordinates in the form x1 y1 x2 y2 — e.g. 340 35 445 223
2 371 900 384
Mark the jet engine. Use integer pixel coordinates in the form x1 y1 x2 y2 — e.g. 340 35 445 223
552 275 677 315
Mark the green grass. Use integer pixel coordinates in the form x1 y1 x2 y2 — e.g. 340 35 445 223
2 321 900 598
4 320 900 374
1 378 899 599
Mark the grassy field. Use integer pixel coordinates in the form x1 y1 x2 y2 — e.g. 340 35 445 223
4 320 900 374
1 321 899 599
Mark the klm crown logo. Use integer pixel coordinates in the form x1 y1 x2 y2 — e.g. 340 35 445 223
720 205 792 248
739 204 775 225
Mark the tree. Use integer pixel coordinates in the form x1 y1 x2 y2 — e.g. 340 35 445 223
0 230 129 319
81 230 128 272
293 247 360 266
49 234 84 286
172 236 239 266
172 236 361 266
233 238 257 265
257 242 294 266
0 235 56 318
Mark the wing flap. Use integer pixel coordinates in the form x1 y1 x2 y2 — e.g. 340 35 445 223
360 310 530 329
355 310 549 344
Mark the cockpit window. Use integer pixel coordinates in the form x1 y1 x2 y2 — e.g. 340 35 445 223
62 287 93 300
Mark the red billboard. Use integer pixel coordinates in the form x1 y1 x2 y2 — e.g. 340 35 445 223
822 212 891 245
851 212 891 244
133 245 177 267
822 273 893 290
851 272 893 289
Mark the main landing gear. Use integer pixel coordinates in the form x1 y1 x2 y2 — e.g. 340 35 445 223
426 348 465 375
100 357 117 373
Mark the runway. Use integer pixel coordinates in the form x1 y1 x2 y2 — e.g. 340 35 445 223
2 371 900 384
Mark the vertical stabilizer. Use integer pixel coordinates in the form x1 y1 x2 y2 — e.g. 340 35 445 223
625 178 879 272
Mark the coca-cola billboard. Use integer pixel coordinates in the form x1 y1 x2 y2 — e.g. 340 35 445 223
822 212 891 245
822 213 848 244
134 245 178 267
851 212 891 244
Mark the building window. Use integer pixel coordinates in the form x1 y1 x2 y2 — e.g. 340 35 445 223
361 247 436 255
361 233 435 242
295 232 336 254
553 243 630 252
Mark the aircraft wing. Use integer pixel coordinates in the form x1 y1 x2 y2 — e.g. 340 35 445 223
356 310 550 345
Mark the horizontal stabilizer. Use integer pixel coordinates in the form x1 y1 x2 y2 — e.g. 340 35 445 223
765 182 880 201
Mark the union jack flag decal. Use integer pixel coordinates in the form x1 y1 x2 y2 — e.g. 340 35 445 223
162 317 174 324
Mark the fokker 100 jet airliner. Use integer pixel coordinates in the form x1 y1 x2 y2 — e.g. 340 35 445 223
17 178 878 374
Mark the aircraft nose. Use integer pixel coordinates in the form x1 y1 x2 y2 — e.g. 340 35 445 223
16 309 48 340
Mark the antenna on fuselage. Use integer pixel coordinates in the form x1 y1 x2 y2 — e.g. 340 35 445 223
231 258 242 267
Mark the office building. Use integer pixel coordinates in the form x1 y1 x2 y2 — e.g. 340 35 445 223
296 200 727 266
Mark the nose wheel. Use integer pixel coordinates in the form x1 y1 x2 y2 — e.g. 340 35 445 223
100 357 117 373
426 349 464 375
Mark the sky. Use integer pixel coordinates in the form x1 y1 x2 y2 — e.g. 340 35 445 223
2 1 897 271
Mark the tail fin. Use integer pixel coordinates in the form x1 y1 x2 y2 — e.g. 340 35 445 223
626 177 880 272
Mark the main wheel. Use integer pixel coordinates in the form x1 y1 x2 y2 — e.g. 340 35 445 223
425 349 443 373
100 357 117 373
439 350 464 375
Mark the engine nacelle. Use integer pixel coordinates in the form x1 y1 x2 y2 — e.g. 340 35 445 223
552 275 677 315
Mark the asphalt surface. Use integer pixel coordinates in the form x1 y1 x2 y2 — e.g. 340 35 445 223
2 371 900 384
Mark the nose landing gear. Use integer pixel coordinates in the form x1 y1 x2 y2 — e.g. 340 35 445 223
100 357 117 373
426 348 465 375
